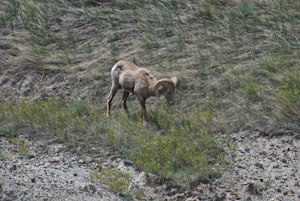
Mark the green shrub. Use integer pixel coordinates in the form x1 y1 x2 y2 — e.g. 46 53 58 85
239 75 262 102
277 69 300 121
11 136 30 157
91 166 130 194
235 0 255 17
0 150 8 161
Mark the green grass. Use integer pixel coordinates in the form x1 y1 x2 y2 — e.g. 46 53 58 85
0 99 225 188
277 67 300 122
11 136 31 157
107 105 224 187
91 165 130 194
0 0 300 192
0 99 102 155
0 150 8 161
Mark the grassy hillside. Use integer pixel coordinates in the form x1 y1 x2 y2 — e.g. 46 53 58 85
0 0 300 189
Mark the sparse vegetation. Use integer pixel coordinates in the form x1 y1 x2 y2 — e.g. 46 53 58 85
264 179 271 188
91 165 130 194
0 150 8 161
277 67 300 122
0 98 224 188
10 136 31 157
107 105 224 187
0 0 299 194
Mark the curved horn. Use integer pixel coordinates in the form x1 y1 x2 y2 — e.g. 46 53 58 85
154 78 175 96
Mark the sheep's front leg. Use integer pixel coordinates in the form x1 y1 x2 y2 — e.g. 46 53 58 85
107 84 119 117
122 91 130 117
138 96 147 126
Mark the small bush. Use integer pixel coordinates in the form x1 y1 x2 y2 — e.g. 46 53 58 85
203 2 212 19
235 0 255 17
91 166 130 194
0 150 8 161
239 75 262 102
11 136 30 157
260 56 293 74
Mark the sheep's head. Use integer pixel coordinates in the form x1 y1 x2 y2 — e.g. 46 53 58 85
155 77 179 105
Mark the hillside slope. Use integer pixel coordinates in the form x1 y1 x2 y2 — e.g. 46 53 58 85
0 0 300 200
1 0 299 131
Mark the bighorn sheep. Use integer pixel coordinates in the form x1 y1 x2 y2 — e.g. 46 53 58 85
107 60 179 125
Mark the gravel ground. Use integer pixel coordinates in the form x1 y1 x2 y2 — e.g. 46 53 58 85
0 137 119 201
1 131 300 201
190 131 300 201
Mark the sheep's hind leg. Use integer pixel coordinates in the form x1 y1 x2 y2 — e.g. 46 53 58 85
122 91 130 117
137 96 147 126
107 84 119 117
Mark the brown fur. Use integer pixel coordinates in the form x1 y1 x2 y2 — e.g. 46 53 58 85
107 60 179 125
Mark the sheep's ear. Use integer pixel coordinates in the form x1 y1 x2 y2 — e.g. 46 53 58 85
155 79 174 96
171 77 180 89
157 86 166 95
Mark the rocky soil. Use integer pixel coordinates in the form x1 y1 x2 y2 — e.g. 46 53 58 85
0 136 119 201
1 131 299 201
0 135 176 201
199 131 300 201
